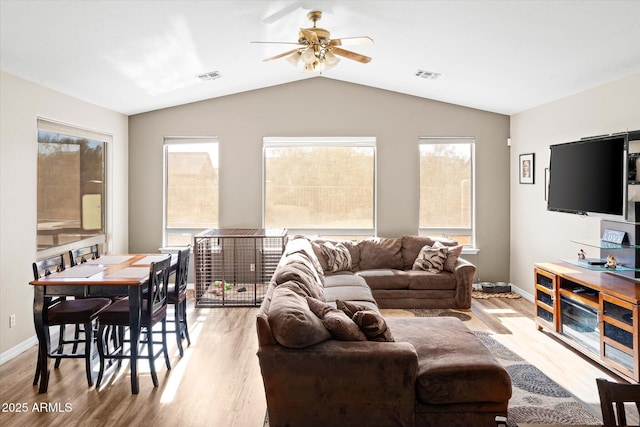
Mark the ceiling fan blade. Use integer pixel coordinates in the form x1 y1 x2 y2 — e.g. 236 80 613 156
331 47 372 64
251 41 304 46
300 28 319 44
330 36 373 46
262 48 302 62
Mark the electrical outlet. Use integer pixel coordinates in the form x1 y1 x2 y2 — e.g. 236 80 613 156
250 263 255 272
9 314 16 328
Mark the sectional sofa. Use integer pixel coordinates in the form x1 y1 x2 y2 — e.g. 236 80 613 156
256 235 511 427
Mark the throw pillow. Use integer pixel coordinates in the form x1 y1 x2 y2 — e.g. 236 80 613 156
352 310 395 342
336 299 370 319
267 284 331 348
433 242 462 273
319 241 352 272
306 297 367 341
412 244 448 273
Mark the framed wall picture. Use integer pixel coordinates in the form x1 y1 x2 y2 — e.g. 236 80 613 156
519 153 534 184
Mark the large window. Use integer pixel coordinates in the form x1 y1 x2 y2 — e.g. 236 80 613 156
37 119 109 253
164 138 219 246
419 137 475 247
264 137 376 238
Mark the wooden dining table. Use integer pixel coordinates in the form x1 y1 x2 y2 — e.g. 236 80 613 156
30 253 177 394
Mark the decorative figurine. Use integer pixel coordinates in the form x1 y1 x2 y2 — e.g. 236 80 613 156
605 255 618 269
578 249 586 260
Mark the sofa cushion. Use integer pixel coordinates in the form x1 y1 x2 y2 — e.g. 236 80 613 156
401 235 459 270
407 270 457 290
352 310 395 342
273 252 325 300
284 235 325 279
323 284 377 305
318 241 352 272
267 284 331 348
443 244 463 272
386 316 512 405
306 297 367 341
412 244 448 273
357 237 403 270
356 269 410 290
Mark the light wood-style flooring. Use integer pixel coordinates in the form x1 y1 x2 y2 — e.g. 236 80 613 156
0 295 632 426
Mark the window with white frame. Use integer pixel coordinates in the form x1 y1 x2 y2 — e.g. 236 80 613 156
164 137 219 246
37 118 109 253
263 137 376 238
419 137 475 247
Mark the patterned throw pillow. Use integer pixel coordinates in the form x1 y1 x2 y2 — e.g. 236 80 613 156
412 244 448 273
336 299 370 318
319 242 352 272
352 310 395 342
443 243 463 272
306 297 367 341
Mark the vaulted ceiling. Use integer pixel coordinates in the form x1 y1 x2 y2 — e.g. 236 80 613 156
1 0 639 116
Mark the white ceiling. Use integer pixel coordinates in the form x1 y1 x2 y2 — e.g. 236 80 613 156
1 0 639 116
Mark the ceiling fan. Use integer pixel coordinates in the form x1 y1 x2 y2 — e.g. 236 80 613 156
252 10 373 73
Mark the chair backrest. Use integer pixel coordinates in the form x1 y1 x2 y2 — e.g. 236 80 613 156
174 246 191 296
597 377 640 426
145 256 171 318
69 244 100 267
33 254 66 280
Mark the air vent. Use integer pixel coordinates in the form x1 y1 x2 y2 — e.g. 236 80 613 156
415 70 441 80
197 71 222 81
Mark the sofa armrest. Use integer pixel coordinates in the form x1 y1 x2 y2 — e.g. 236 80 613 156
452 257 476 308
258 340 418 427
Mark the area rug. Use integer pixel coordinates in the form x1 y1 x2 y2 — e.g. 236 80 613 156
472 290 522 299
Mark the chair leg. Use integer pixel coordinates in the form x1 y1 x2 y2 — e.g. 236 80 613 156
162 319 171 370
72 324 82 353
96 324 108 387
83 322 94 387
53 324 65 369
174 304 184 357
181 299 191 346
147 328 158 387
33 353 42 385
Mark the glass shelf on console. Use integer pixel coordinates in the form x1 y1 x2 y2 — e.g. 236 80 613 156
570 239 640 250
561 258 637 272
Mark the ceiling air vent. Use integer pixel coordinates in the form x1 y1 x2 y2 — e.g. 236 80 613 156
415 70 441 80
197 71 222 81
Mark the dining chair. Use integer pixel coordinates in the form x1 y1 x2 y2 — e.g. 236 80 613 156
596 377 640 426
69 244 100 266
168 247 191 356
96 255 172 389
32 253 112 388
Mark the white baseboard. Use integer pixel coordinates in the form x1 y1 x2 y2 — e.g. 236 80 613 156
510 283 534 302
0 335 37 366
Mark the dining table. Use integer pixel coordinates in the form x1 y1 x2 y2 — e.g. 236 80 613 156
30 253 177 394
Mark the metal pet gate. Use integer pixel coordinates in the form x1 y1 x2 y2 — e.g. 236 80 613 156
194 228 287 307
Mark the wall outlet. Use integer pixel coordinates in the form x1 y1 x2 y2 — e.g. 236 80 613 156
250 263 255 272
9 314 16 328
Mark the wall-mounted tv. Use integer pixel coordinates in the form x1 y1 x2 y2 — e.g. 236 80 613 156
547 134 627 221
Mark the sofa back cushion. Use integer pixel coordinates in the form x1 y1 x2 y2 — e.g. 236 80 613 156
357 237 403 270
273 252 325 300
267 283 331 348
284 235 325 279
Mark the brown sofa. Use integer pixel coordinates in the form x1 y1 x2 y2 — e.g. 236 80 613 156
256 235 512 427
311 235 476 309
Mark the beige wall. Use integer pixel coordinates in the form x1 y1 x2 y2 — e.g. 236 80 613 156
0 72 129 358
510 74 640 298
129 78 511 284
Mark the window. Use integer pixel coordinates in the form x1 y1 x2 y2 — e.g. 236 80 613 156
164 138 219 246
264 137 376 238
419 137 475 247
37 118 109 253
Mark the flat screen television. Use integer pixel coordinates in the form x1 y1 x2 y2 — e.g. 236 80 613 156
547 134 627 220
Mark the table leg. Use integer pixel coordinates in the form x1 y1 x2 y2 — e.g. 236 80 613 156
129 286 141 394
33 287 50 393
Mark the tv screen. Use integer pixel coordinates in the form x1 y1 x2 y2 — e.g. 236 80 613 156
547 135 626 219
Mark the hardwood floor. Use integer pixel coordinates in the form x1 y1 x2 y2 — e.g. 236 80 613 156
0 294 633 426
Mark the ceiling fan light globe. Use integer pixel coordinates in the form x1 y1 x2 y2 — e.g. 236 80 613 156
301 48 316 64
287 52 301 67
324 50 339 66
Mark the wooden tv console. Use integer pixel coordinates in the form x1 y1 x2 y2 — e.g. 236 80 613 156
534 262 640 383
